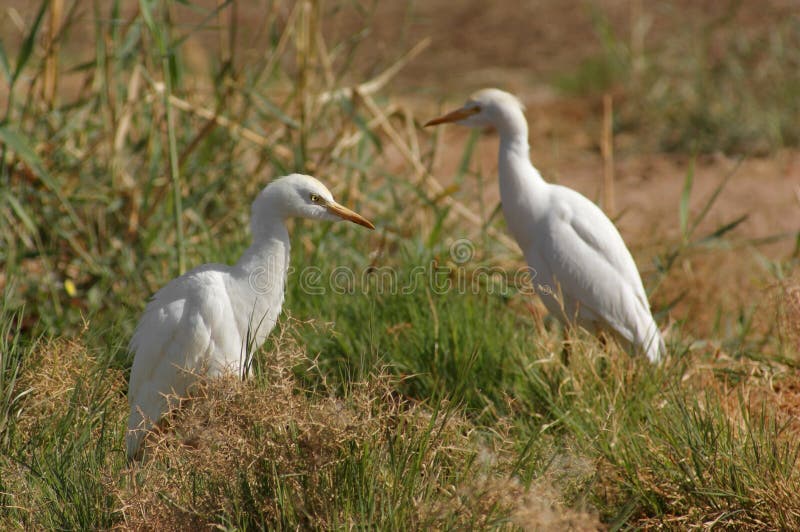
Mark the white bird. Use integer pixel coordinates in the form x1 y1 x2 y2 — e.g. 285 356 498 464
426 88 664 363
126 174 374 459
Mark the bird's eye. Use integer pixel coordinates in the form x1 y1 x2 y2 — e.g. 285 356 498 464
310 193 320 203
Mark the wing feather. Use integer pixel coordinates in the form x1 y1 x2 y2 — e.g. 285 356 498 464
535 189 662 359
126 266 239 458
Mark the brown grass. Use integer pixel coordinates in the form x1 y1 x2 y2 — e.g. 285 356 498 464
13 335 127 440
1 337 127 527
114 331 599 530
778 275 800 357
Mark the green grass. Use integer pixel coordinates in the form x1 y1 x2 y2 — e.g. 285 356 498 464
1 0 800 529
554 3 800 154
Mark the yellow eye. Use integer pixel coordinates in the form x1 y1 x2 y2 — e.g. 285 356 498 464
310 193 320 203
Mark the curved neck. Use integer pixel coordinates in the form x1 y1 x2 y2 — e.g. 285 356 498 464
495 105 530 152
495 110 548 247
236 214 290 273
496 113 545 195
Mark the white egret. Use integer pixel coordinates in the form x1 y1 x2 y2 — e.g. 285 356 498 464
126 174 374 459
426 89 664 363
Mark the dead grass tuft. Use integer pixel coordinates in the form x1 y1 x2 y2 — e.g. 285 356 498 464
513 475 601 531
14 336 127 439
116 336 545 529
778 275 800 357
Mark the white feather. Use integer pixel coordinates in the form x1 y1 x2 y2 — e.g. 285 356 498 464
428 89 665 363
126 174 373 459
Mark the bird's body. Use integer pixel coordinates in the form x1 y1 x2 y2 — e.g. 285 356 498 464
126 174 374 459
427 89 664 362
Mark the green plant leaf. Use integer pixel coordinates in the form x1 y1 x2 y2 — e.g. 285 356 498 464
679 157 694 240
0 40 11 83
11 0 48 85
0 124 83 232
138 0 158 38
3 191 38 236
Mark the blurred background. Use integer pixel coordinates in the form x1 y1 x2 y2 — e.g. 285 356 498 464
1 0 798 337
1 1 800 528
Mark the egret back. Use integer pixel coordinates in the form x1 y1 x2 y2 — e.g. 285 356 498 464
126 266 242 458
530 186 664 361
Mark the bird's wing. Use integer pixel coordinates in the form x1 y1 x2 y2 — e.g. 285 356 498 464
126 266 239 458
540 190 656 346
568 201 650 308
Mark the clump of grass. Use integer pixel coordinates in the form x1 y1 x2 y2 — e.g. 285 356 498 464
12 336 127 439
117 335 528 530
556 348 800 528
778 276 800 357
554 3 800 154
0 337 127 529
0 300 35 452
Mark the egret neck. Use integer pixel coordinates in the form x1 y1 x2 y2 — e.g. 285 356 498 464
495 104 546 245
232 206 291 347
236 209 290 274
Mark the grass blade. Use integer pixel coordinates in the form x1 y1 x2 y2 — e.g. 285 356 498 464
455 129 479 185
0 124 84 232
698 214 749 244
3 191 38 236
688 157 743 238
11 0 49 85
679 157 694 241
0 40 11 84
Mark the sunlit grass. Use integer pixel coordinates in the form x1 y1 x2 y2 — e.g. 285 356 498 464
554 3 800 154
1 0 799 529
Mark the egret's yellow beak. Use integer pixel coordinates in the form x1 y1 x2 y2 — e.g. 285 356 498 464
326 202 375 230
424 106 480 127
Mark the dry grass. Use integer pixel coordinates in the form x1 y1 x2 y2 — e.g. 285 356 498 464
778 275 800 356
115 334 541 530
13 336 127 437
0 337 127 528
1 0 799 528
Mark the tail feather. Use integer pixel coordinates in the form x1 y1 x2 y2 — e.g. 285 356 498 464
641 319 665 364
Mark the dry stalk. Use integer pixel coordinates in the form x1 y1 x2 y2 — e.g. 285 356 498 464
316 37 431 105
149 79 294 161
43 0 63 108
601 93 615 216
358 90 519 252
113 64 144 155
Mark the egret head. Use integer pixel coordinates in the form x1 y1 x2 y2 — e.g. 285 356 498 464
255 174 375 230
425 88 526 133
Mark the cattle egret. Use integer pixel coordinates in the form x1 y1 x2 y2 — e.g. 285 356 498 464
426 88 664 363
126 174 374 459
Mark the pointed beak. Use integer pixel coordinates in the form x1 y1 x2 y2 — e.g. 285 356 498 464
424 106 480 127
326 202 375 230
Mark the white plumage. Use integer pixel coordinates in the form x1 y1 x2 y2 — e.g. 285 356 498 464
426 88 665 363
126 174 374 459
